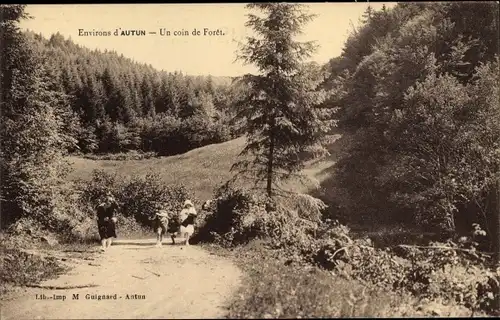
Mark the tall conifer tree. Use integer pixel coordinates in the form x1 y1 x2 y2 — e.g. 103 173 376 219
232 3 332 198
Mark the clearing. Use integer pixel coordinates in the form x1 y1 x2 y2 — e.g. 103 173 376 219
66 136 342 201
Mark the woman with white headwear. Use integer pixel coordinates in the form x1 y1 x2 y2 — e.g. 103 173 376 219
179 199 197 246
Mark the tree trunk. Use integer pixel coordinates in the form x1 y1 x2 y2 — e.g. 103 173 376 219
266 119 275 198
495 175 500 266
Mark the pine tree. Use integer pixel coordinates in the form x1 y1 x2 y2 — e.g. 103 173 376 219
101 66 122 122
361 5 373 24
232 3 332 198
17 27 239 157
154 75 168 115
177 77 197 119
140 74 155 117
83 74 106 125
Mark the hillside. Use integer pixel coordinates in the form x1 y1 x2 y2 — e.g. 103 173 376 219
67 136 340 202
24 31 240 156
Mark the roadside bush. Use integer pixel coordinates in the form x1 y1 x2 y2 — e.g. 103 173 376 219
399 241 500 314
112 213 152 238
309 219 407 292
310 219 499 315
76 169 120 210
83 150 157 161
192 187 268 246
224 241 434 318
196 183 499 315
1 246 67 290
119 173 195 226
193 185 326 265
2 179 96 246
76 169 197 233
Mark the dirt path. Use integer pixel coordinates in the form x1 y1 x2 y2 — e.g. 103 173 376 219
1 239 242 319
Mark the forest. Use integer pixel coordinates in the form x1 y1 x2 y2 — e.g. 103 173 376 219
24 30 243 156
323 2 499 247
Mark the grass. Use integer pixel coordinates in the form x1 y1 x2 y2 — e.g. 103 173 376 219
0 238 76 298
203 241 480 318
66 137 339 202
67 138 247 202
204 241 472 318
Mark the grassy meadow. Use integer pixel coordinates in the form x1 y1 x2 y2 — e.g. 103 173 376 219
66 136 340 203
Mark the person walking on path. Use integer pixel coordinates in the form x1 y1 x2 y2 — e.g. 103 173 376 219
179 200 197 246
151 205 171 247
96 193 119 252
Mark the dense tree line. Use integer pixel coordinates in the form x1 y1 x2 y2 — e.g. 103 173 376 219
325 2 499 252
24 31 242 156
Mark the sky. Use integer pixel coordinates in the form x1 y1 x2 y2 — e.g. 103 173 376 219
20 3 395 77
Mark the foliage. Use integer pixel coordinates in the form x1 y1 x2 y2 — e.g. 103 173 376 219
232 3 335 197
397 241 499 313
23 30 241 157
193 185 326 265
311 220 499 315
198 188 499 316
82 150 158 161
119 173 195 226
220 241 476 318
326 2 500 243
192 187 269 246
76 169 120 209
0 5 75 229
76 169 196 230
1 246 67 289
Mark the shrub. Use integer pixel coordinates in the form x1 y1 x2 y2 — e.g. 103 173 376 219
398 241 500 313
310 220 499 315
1 246 67 289
225 242 425 318
196 183 499 315
192 187 268 246
76 169 197 235
309 220 408 292
83 150 157 161
76 169 120 211
119 173 195 226
193 185 328 267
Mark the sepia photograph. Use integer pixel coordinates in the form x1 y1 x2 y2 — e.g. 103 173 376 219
0 2 499 319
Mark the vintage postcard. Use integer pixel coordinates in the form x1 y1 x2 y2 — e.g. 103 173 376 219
1 2 499 319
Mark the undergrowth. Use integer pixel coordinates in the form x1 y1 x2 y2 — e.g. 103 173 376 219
196 186 500 317
0 245 68 296
207 241 475 318
81 150 158 161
